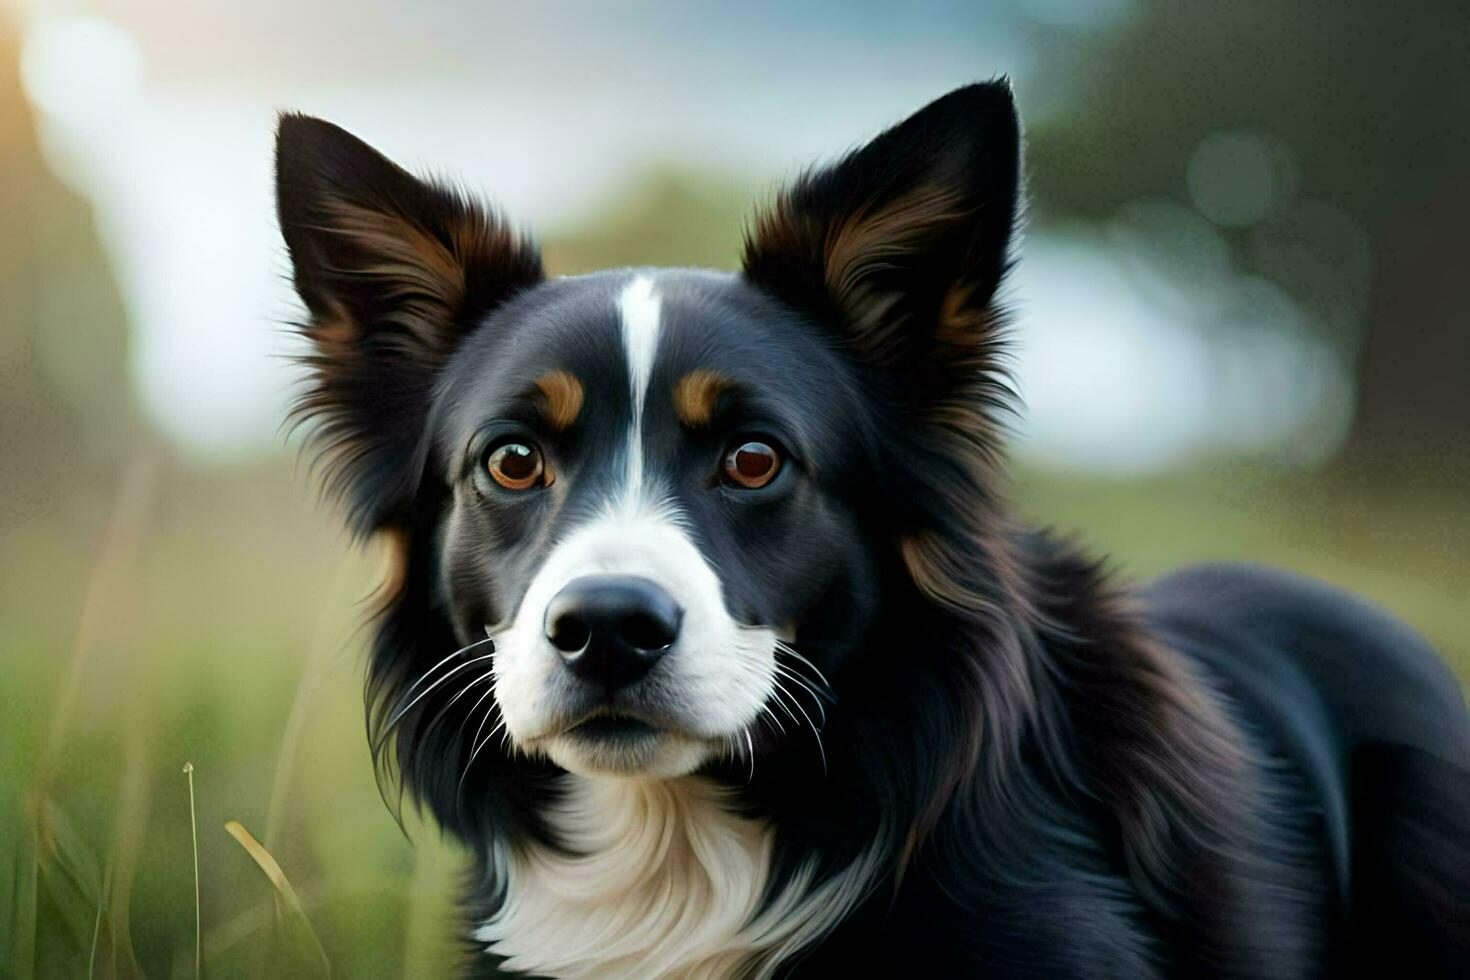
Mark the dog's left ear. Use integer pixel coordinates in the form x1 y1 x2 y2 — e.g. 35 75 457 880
743 81 1020 419
276 114 544 533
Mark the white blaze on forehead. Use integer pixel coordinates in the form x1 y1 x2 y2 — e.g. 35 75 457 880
617 275 663 501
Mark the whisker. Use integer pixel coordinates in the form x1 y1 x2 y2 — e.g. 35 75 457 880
391 636 494 707
772 676 828 776
767 678 804 730
375 652 496 748
462 716 506 781
456 687 503 791
771 656 836 704
756 700 787 736
770 666 827 728
771 663 831 723
774 640 834 692
418 670 495 740
453 682 499 750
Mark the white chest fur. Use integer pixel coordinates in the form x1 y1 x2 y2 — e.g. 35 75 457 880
474 776 879 979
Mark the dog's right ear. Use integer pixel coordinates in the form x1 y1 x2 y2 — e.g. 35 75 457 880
276 114 543 533
742 82 1020 425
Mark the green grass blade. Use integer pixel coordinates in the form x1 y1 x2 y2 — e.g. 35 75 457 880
10 814 39 980
223 819 331 978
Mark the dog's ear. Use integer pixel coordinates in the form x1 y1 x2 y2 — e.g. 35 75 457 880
742 81 1020 423
276 114 543 533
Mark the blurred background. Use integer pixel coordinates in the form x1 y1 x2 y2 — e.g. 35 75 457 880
2 1 1467 975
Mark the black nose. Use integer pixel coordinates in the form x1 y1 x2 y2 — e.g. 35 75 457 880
544 575 682 688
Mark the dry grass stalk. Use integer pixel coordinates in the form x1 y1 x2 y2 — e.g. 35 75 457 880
224 819 331 977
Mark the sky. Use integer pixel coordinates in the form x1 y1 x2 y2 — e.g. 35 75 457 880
13 0 1348 473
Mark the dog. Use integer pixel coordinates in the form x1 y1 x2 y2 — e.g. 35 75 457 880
274 82 1470 977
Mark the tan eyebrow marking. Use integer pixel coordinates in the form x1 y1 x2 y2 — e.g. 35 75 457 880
673 369 732 427
532 369 585 431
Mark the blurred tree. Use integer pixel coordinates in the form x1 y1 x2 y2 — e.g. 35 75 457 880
0 16 138 531
1349 172 1470 474
1024 1 1470 476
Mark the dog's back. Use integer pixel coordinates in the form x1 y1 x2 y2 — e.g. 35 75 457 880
1146 564 1470 976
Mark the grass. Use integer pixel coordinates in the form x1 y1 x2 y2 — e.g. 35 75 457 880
223 819 329 977
1 452 1466 977
183 764 200 980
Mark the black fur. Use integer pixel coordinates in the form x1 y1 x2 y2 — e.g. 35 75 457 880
275 82 1470 977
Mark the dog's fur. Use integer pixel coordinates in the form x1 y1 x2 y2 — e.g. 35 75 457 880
275 83 1470 977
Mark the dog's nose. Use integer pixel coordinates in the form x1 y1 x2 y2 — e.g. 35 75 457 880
544 575 682 688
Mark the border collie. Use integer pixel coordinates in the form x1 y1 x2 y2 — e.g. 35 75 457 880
274 82 1470 977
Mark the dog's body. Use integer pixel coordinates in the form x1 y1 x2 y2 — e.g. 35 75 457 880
274 83 1470 977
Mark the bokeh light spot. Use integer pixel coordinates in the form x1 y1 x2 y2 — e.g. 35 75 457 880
1186 130 1297 228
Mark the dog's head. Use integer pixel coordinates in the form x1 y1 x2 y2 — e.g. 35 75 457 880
277 83 1020 800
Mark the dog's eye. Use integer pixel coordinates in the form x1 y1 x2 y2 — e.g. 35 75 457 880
723 441 781 489
485 441 548 490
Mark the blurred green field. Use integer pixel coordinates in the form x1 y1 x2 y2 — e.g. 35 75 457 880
3 453 1466 978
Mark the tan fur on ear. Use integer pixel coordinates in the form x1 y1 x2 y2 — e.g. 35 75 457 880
323 200 471 347
672 369 731 427
312 296 357 350
321 198 534 353
823 183 970 320
749 182 974 359
532 369 586 431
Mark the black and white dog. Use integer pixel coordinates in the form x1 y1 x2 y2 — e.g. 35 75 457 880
275 83 1470 977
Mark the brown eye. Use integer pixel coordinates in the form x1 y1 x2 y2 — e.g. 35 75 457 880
486 441 547 490
723 441 781 489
